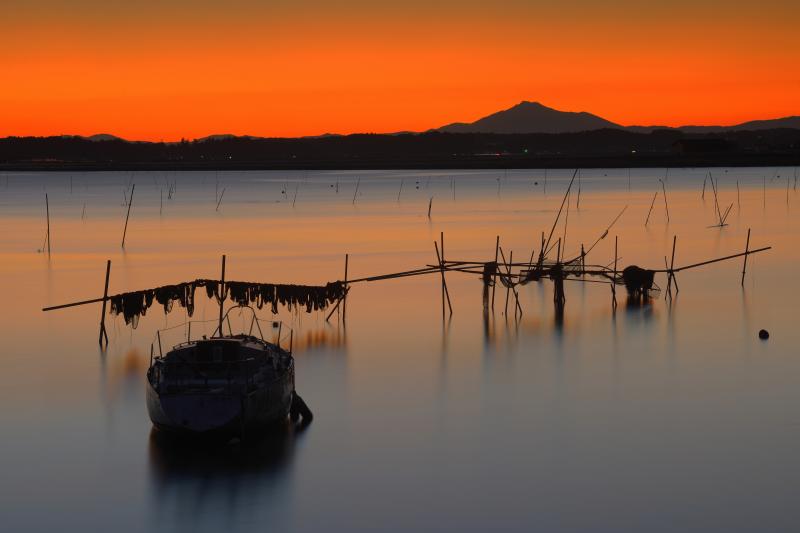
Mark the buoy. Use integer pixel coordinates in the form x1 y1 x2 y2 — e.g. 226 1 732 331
758 329 769 340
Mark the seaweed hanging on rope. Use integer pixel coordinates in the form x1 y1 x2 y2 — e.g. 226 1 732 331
107 278 345 328
227 281 345 313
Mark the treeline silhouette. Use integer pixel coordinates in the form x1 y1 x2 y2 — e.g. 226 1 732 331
2 128 799 170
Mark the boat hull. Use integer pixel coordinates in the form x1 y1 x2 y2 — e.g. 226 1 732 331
146 372 294 437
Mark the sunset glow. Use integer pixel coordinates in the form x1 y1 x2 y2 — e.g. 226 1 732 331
2 0 798 140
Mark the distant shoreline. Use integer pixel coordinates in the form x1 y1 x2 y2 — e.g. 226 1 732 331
2 153 799 172
2 129 798 171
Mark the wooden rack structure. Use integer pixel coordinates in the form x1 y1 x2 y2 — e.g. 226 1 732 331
42 170 771 346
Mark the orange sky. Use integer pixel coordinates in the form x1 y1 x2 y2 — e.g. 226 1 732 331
1 1 798 140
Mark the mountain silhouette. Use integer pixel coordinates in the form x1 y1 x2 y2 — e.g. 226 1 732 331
438 101 623 134
438 101 799 135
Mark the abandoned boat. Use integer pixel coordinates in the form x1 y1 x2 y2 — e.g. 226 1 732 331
146 309 311 437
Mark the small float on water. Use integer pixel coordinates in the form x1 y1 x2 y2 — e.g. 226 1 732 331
146 306 312 438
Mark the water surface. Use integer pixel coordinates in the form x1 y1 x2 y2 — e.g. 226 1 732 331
1 168 798 532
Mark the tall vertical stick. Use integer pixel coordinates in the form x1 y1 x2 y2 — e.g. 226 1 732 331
491 235 499 310
736 180 740 210
434 241 452 318
352 178 360 204
660 179 669 222
741 228 751 287
667 235 678 297
612 235 618 306
98 260 111 346
121 183 134 248
343 254 349 322
645 191 657 226
217 255 226 337
45 193 51 255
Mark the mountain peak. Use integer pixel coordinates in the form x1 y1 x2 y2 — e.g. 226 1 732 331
438 101 622 134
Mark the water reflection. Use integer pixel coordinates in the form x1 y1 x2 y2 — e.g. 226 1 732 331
148 421 308 521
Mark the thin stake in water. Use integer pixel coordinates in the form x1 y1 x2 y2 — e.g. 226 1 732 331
352 178 360 204
645 190 658 226
216 187 226 211
121 183 135 248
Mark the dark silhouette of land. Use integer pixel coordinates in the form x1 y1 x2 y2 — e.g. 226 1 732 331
436 101 800 135
438 101 621 134
2 128 799 170
2 102 799 170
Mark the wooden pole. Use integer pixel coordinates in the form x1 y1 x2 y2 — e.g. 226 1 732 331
491 235 499 310
217 254 226 337
98 260 111 346
741 228 751 286
434 241 453 318
612 235 618 307
121 183 134 248
660 179 669 222
352 178 360 204
45 193 51 255
702 173 707 199
645 191 657 226
342 254 349 322
736 180 740 209
667 235 678 296
428 197 433 218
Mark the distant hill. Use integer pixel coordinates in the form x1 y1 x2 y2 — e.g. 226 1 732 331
85 133 126 142
438 101 622 134
437 101 800 135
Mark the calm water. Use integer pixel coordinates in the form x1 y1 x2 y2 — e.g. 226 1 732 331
1 168 799 532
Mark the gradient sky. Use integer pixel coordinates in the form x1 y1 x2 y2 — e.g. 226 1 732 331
1 0 798 140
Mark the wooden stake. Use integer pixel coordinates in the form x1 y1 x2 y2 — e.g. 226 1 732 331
660 179 669 222
121 183 134 248
217 255 226 337
741 228 751 286
428 197 433 218
491 235 499 310
343 254 349 322
645 191 657 226
398 178 404 202
702 173 707 199
352 178 360 204
736 180 740 210
45 193 51 255
612 235 618 307
216 187 226 211
434 240 452 318
98 260 111 346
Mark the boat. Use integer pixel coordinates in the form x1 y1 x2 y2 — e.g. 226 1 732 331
146 306 312 438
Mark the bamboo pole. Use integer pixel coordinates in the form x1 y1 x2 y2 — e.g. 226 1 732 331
673 245 770 273
98 260 111 346
216 187 226 211
342 254 349 322
645 191 657 226
434 241 452 318
660 179 669 222
352 178 360 204
491 235 500 310
428 197 433 218
121 183 134 248
612 235 618 307
741 228 751 286
736 180 740 209
45 193 51 255
217 255 226 337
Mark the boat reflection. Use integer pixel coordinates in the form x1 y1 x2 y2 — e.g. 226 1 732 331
148 421 309 520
